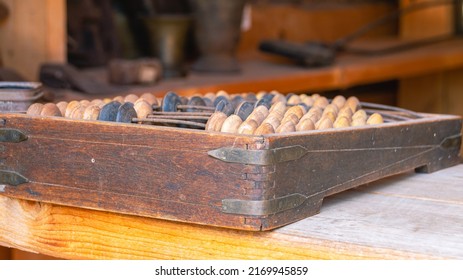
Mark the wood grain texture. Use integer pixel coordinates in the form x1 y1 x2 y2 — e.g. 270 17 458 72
0 0 66 80
1 164 462 259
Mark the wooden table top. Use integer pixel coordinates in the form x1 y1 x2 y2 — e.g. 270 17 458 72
0 164 461 259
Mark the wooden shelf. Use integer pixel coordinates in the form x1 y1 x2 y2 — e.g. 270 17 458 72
1 164 462 259
128 38 463 97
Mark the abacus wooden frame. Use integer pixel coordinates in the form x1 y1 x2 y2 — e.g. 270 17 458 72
0 112 460 231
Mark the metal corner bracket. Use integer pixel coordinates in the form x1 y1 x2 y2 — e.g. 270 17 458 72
208 145 308 165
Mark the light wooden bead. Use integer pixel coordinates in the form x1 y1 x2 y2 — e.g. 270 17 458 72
56 101 68 116
346 96 360 113
216 90 229 99
237 119 258 134
133 99 152 119
351 117 366 127
322 111 336 123
247 105 269 125
140 93 158 106
367 113 384 125
83 105 101 120
262 114 282 130
89 99 104 107
40 103 62 117
296 118 315 131
221 115 243 133
282 113 300 126
124 94 139 103
79 100 90 107
284 105 304 119
338 106 353 119
322 104 338 120
205 112 228 131
287 94 301 105
276 121 296 133
268 101 286 117
256 91 267 100
333 116 351 128
103 98 113 104
313 96 329 109
254 123 275 135
65 100 81 118
70 105 86 119
352 109 367 120
113 96 124 103
311 93 320 100
331 95 346 109
204 92 216 101
271 94 286 104
316 117 333 130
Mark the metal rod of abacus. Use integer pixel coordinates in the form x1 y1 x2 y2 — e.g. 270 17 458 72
148 111 213 116
144 115 210 120
132 118 207 128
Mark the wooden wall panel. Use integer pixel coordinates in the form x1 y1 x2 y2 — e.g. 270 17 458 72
0 0 66 81
237 3 396 60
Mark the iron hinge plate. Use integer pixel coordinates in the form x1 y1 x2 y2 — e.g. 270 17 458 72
0 128 28 143
222 193 307 216
0 170 28 186
208 145 307 165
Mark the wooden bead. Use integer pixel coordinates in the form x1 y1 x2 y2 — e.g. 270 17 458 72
204 92 216 102
346 96 360 113
333 116 350 128
79 100 90 107
284 105 304 119
313 96 329 109
56 101 68 116
367 113 384 125
140 93 158 106
262 114 282 130
331 95 346 109
338 106 353 119
103 98 113 104
296 118 315 131
300 95 314 107
268 101 286 117
134 99 152 119
254 123 275 135
113 96 124 103
311 93 320 100
316 117 333 130
26 103 44 115
89 99 104 107
65 100 81 118
322 111 336 123
247 105 269 125
271 94 286 104
282 113 300 126
351 117 366 127
70 104 86 119
216 90 229 99
352 109 367 121
124 94 139 103
205 112 227 131
276 121 296 133
83 105 101 120
40 103 62 117
287 94 301 105
221 115 243 133
237 119 258 134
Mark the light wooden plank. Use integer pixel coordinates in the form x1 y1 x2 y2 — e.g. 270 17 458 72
1 164 462 259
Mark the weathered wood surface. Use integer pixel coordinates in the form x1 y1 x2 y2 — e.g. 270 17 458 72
0 164 462 259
